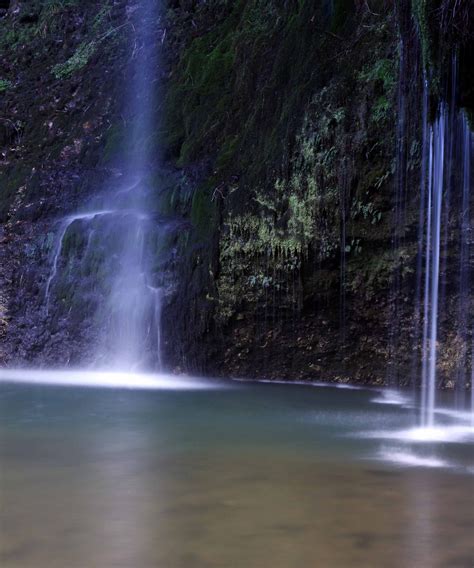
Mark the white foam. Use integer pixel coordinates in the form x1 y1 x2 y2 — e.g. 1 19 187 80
328 382 364 391
238 378 364 390
379 449 448 469
0 369 215 390
364 426 474 443
434 407 473 423
371 390 410 406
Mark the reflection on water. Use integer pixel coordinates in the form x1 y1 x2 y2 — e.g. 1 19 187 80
0 377 473 567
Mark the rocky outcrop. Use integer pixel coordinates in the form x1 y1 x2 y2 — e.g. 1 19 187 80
1 0 473 388
0 0 130 365
160 0 474 387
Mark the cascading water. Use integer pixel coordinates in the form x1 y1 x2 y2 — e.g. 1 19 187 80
419 102 473 429
421 110 445 428
44 210 115 314
44 0 166 370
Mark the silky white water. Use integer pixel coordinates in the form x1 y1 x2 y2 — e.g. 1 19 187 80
419 102 473 431
0 369 212 390
43 0 163 370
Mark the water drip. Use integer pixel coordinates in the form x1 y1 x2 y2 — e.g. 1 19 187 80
387 33 409 387
411 77 429 398
456 117 472 406
44 210 115 313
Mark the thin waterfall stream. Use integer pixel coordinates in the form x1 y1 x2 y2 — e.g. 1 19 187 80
419 102 474 430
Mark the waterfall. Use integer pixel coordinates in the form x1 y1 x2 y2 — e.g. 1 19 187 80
422 110 445 428
419 102 473 427
44 0 165 370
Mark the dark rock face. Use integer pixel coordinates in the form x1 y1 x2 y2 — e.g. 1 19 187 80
0 0 130 366
159 0 407 383
1 0 474 388
159 0 474 387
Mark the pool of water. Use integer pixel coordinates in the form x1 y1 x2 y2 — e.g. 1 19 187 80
0 372 473 567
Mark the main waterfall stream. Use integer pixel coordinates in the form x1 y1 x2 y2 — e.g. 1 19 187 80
43 0 164 370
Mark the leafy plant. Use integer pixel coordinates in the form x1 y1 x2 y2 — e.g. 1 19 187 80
351 197 382 225
51 1 117 80
0 79 12 93
345 238 362 255
51 19 122 80
359 58 396 92
52 40 97 79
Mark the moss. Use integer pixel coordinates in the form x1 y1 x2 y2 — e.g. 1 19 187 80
190 184 218 238
216 135 239 171
0 166 28 221
101 123 126 164
163 0 337 183
346 244 416 301
465 109 474 130
412 0 432 71
51 3 120 80
165 18 238 164
0 0 82 54
412 0 473 102
359 57 397 123
216 152 324 322
52 40 97 79
359 58 396 92
0 79 12 93
162 0 400 324
0 18 36 51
